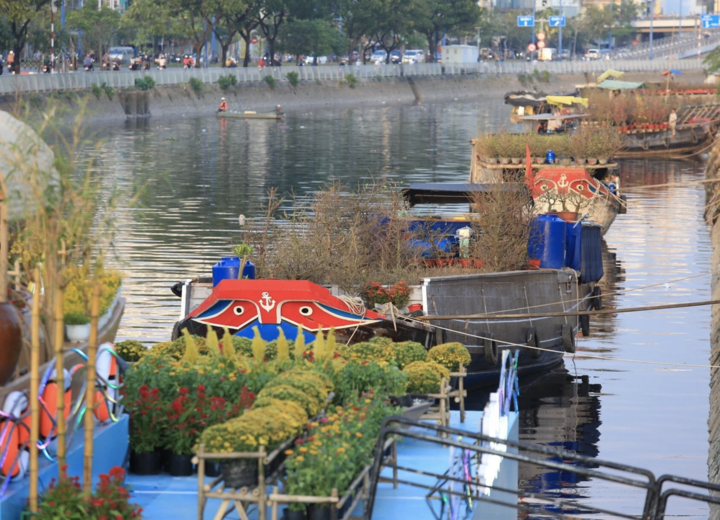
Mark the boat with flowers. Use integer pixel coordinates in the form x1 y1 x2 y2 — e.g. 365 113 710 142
470 132 625 236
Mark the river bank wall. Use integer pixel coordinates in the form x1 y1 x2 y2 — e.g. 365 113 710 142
0 70 707 125
705 140 720 518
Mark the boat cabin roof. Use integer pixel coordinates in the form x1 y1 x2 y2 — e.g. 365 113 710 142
520 113 590 121
402 182 527 206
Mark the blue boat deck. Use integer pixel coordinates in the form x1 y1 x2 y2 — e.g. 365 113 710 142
127 411 519 520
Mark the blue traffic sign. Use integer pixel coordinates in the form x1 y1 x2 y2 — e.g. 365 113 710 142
517 15 535 27
549 15 566 27
702 14 720 28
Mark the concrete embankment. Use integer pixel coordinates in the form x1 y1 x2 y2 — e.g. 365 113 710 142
0 70 708 125
705 141 720 518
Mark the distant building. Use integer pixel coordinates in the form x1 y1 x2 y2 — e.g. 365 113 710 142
534 0 581 17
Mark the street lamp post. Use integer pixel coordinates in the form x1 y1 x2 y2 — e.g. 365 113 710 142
559 0 563 60
476 27 482 61
649 0 655 59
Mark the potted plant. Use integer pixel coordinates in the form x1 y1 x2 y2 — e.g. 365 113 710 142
427 343 471 372
127 385 164 475
64 310 90 342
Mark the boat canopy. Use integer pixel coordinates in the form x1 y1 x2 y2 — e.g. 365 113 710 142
519 113 589 121
402 182 528 206
504 91 547 107
597 79 644 90
596 69 624 83
546 95 588 107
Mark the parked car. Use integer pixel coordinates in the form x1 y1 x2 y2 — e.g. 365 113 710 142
371 50 387 64
390 50 402 64
402 50 424 64
585 48 600 60
304 55 328 65
108 46 135 64
559 49 571 60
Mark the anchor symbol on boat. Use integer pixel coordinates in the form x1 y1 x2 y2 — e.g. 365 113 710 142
557 174 569 189
259 292 276 312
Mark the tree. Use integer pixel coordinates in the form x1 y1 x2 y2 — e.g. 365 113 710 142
336 0 381 61
66 2 121 60
583 5 613 47
233 0 261 67
368 0 421 63
210 0 246 66
256 0 288 65
416 0 482 63
0 0 51 73
278 19 344 64
122 0 182 54
151 0 215 67
612 0 639 47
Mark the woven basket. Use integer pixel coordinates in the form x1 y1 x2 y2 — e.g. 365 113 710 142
221 459 259 489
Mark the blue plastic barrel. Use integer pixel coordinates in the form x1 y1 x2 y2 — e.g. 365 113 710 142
565 221 583 271
528 215 566 269
212 257 256 286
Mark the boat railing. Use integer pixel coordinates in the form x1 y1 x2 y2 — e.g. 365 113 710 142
364 415 720 520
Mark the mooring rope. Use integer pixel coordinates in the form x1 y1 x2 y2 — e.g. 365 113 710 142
413 299 720 321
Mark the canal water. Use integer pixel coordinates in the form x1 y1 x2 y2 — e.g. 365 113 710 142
89 101 711 517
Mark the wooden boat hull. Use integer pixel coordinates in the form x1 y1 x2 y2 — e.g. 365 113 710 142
422 270 594 390
617 124 711 157
217 111 282 120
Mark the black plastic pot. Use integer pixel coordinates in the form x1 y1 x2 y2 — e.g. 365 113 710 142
221 459 258 489
307 504 331 520
129 449 161 475
205 461 222 477
167 453 194 476
160 448 171 472
283 508 306 520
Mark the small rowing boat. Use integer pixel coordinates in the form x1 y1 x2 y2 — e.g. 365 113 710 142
217 110 283 120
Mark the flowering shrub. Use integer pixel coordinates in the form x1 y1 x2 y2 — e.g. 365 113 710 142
165 384 241 455
254 384 321 417
200 403 308 454
382 341 428 369
403 362 444 394
331 361 407 405
115 340 147 363
343 341 386 362
127 385 164 453
37 465 142 520
404 360 450 381
263 376 327 407
428 342 471 372
363 281 411 308
284 392 399 499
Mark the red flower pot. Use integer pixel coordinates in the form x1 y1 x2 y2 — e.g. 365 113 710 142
408 303 423 313
528 259 541 269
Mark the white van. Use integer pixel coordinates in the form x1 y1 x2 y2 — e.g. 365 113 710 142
108 47 135 64
403 50 425 64
539 48 556 61
585 49 600 60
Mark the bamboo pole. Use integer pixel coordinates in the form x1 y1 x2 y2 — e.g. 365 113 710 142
54 282 66 470
83 282 101 495
0 188 7 304
29 268 41 513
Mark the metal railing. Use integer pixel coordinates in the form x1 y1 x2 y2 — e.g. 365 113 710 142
0 59 708 95
364 415 720 520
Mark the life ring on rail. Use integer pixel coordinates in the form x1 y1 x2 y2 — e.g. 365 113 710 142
94 343 119 423
561 324 576 354
40 369 72 439
0 392 29 479
525 327 541 359
483 332 498 365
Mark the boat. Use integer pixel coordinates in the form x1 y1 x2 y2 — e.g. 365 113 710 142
217 110 283 120
469 140 625 235
505 91 588 123
171 182 604 390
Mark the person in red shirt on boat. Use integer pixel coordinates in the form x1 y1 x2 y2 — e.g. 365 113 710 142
218 97 228 112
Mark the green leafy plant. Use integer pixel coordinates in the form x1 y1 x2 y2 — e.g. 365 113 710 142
286 71 300 87
91 82 103 99
102 82 115 100
218 74 238 90
126 384 165 453
263 75 277 89
383 341 427 369
134 75 156 91
403 362 441 394
64 310 89 325
331 361 407 404
189 77 203 94
345 73 358 89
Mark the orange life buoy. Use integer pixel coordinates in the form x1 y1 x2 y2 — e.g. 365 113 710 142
0 422 20 477
40 383 71 439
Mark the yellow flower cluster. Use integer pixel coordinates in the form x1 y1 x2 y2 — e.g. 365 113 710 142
428 342 471 372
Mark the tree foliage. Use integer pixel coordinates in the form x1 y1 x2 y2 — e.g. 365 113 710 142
0 0 51 72
66 2 121 58
417 0 481 62
278 19 344 63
